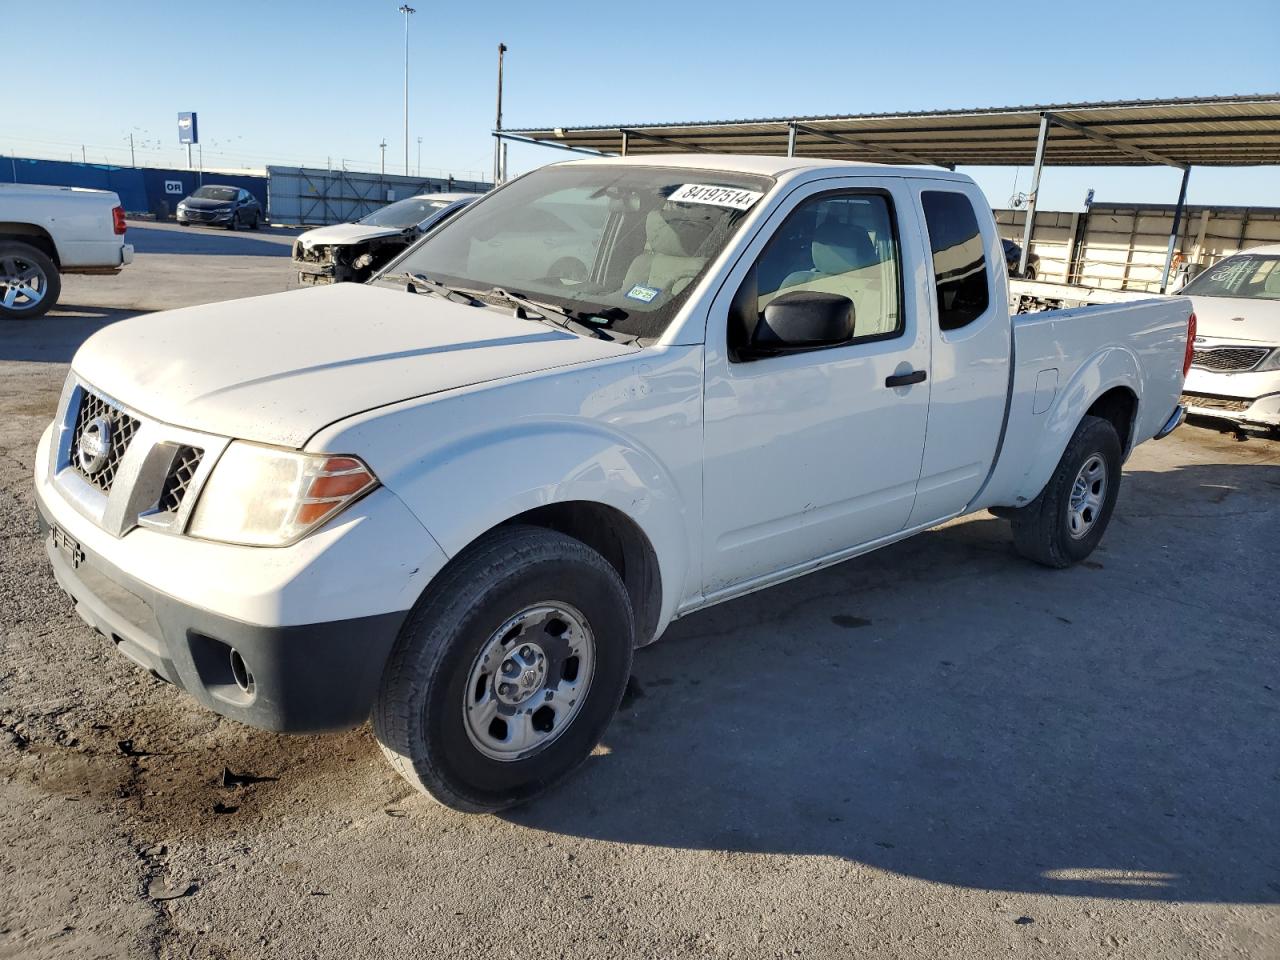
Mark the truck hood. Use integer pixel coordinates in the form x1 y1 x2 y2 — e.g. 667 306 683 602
1184 293 1280 344
296 223 406 248
72 283 637 448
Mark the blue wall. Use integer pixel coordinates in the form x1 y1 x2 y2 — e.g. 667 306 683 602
2 156 268 219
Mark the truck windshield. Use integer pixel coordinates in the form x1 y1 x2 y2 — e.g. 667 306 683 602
360 196 453 229
382 165 774 339
1181 253 1280 300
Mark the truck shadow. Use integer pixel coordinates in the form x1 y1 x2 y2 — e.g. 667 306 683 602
507 459 1280 905
0 305 142 364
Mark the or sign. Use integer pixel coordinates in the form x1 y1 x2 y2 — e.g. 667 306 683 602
164 180 184 195
177 111 199 145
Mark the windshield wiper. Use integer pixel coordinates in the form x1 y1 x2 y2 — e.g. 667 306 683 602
487 287 637 344
383 271 482 306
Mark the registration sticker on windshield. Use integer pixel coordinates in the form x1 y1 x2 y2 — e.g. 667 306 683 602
626 284 662 303
668 183 764 211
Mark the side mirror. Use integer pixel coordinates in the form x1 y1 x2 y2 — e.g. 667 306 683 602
749 291 855 355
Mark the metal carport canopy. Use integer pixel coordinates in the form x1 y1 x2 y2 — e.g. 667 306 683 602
501 94 1280 292
502 94 1280 167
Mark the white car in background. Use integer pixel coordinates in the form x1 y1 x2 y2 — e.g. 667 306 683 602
1179 244 1280 434
0 184 133 320
293 192 480 285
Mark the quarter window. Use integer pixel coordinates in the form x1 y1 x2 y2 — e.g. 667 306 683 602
754 192 903 342
921 191 990 330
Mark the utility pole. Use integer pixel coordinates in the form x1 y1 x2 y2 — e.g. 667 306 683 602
493 42 507 185
399 4 415 176
81 144 86 164
380 139 387 177
129 133 135 167
417 136 422 178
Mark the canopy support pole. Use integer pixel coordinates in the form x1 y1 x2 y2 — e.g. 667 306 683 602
786 122 797 157
1160 165 1192 293
1018 114 1051 277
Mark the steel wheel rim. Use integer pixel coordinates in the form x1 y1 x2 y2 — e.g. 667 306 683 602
462 602 596 762
1067 454 1107 539
0 255 47 312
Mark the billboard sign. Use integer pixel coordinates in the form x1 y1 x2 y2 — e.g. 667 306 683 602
177 112 198 145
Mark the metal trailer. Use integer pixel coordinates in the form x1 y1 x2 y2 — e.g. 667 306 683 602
266 166 490 226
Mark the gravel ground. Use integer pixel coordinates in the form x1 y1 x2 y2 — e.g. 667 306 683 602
1 222 1277 958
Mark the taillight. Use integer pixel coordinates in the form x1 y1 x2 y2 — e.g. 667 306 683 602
111 205 127 235
1182 311 1196 377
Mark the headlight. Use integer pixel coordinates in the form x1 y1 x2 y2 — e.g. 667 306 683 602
1255 348 1280 372
188 442 377 546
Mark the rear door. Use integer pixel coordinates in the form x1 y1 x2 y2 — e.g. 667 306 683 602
700 177 932 594
904 183 1010 526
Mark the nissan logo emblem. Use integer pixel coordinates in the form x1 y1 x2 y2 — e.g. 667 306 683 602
77 416 113 475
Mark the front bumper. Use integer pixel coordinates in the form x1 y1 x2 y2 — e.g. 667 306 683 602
37 500 405 732
294 258 340 285
33 422 449 732
1183 362 1280 429
178 208 234 225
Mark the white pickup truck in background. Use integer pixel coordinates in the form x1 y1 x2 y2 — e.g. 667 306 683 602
33 155 1193 813
0 183 133 319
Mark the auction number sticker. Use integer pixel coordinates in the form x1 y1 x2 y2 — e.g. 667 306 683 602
668 183 764 210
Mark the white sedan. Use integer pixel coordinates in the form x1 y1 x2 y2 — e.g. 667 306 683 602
1179 243 1280 434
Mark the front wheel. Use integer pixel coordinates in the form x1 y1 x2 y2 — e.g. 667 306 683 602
374 525 634 812
0 242 60 320
1008 415 1123 568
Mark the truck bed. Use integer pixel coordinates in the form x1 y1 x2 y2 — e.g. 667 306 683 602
977 296 1192 509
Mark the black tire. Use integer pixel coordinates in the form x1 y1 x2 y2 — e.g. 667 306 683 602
1024 265 1037 281
0 242 61 320
373 524 635 812
250 211 261 230
1009 415 1123 568
227 212 239 231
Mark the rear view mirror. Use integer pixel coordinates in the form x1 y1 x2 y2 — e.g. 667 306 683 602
750 291 855 355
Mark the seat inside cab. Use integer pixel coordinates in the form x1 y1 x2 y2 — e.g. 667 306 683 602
621 209 715 299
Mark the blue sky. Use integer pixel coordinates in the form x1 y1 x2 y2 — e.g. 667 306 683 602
10 0 1279 211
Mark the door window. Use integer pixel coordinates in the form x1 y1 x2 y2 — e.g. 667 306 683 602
920 191 990 330
753 192 903 344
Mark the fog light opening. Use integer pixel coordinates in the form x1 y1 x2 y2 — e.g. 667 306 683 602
229 649 255 694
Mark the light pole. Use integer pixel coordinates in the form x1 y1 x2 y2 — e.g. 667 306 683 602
379 139 387 177
417 136 422 178
493 42 507 185
399 4 415 177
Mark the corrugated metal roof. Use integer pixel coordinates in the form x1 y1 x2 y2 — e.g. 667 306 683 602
505 94 1280 167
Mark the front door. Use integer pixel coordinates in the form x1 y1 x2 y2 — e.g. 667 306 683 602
701 178 932 595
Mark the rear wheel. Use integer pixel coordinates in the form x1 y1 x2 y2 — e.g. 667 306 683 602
250 211 261 230
373 525 634 812
1009 415 1122 568
0 242 60 320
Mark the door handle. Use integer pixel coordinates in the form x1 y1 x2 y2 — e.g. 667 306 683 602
885 370 927 388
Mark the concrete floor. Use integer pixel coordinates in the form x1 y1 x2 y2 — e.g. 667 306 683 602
1 222 1277 958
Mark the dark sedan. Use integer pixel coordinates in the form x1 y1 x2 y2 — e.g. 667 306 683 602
1002 237 1040 280
176 185 263 230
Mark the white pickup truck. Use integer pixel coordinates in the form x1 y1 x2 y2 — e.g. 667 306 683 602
0 183 134 319
33 156 1193 812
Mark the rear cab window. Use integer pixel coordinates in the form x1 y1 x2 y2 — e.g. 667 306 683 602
921 191 990 330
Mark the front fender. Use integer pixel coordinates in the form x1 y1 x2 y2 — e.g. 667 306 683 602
383 420 692 634
1011 345 1140 505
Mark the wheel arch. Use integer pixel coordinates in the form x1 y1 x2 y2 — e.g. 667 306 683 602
500 501 663 646
1010 346 1142 505
0 223 60 266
